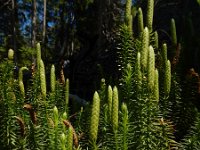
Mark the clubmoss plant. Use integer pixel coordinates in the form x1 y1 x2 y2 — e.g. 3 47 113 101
24 104 44 149
154 69 159 101
117 24 135 104
181 113 200 150
159 43 169 100
62 112 67 131
67 126 74 150
53 106 59 128
18 67 28 98
36 43 41 69
8 49 14 60
170 18 177 58
170 18 177 46
154 31 159 49
141 27 150 70
157 118 178 149
146 0 154 32
121 103 129 150
147 45 155 91
108 85 113 120
14 116 27 150
0 54 18 149
137 7 144 36
39 60 46 99
60 133 66 150
112 86 119 150
121 63 134 103
99 78 106 102
117 24 134 69
164 60 171 97
1 0 198 149
125 0 132 32
63 120 79 149
50 65 56 93
135 52 142 95
112 86 119 132
53 106 59 149
161 43 168 66
89 91 100 148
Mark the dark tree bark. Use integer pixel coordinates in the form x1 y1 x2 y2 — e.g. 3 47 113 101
42 0 47 61
42 0 46 45
32 0 37 48
12 0 16 63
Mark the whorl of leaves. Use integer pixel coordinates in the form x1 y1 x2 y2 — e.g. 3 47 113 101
117 24 135 72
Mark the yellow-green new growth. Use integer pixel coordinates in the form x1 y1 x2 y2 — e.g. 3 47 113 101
65 79 69 112
125 63 133 84
99 78 106 102
8 49 14 60
40 60 46 99
135 52 142 93
121 103 128 123
100 78 106 90
89 91 100 142
146 0 154 32
50 65 56 93
121 103 128 150
147 45 155 90
125 0 132 19
154 69 159 101
53 106 59 127
164 60 171 97
18 67 28 97
36 43 41 70
170 18 177 46
125 0 133 32
108 85 113 120
137 7 144 35
62 112 67 131
161 43 168 66
154 31 159 49
141 27 150 70
62 112 67 120
112 86 119 132
67 127 73 150
60 133 66 150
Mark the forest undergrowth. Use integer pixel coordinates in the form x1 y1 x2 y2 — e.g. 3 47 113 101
1 0 200 149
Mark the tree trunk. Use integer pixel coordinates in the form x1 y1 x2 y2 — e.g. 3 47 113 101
42 0 47 61
42 0 46 45
12 0 16 63
32 0 37 48
93 0 107 55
